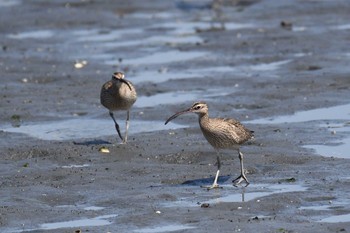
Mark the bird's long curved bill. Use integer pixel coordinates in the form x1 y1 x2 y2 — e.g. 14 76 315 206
120 79 133 91
164 109 190 125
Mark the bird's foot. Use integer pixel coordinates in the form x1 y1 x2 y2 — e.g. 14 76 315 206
232 174 249 187
201 183 222 190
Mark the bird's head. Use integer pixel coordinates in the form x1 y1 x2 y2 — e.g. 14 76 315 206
165 101 208 125
112 72 125 80
188 101 208 115
111 72 132 91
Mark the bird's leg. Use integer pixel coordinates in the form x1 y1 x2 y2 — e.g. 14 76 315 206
232 149 249 187
109 111 124 141
123 110 130 144
210 155 221 189
201 153 222 190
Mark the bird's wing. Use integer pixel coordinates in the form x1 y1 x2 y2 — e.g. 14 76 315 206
221 118 254 142
103 81 113 90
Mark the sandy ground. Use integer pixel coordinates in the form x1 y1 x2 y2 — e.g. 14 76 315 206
1 0 350 232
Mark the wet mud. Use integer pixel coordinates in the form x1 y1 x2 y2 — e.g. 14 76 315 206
1 0 350 232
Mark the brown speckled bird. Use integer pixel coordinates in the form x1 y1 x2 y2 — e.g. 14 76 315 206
100 72 137 143
165 101 253 189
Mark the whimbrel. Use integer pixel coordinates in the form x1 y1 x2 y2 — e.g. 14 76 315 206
100 72 137 143
165 101 253 189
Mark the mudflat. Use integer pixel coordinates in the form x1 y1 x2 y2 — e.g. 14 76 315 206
1 0 350 232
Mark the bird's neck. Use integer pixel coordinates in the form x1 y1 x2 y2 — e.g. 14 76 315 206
198 113 209 124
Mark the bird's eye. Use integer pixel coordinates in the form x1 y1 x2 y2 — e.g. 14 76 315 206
194 106 201 110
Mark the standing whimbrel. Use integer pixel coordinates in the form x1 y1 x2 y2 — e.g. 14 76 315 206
100 72 137 143
165 101 253 189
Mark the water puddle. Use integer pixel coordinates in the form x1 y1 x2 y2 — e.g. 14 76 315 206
1 86 233 141
210 183 306 203
292 26 307 32
61 164 90 168
304 123 350 159
0 0 20 7
8 214 117 232
84 206 105 211
134 224 196 233
318 213 350 223
2 87 234 141
332 24 350 30
143 34 203 45
56 205 105 211
73 28 144 42
196 59 291 74
305 139 350 158
102 34 203 48
130 12 175 20
131 59 290 84
152 21 254 35
38 214 117 231
131 70 198 84
8 30 54 39
1 118 185 141
136 92 198 108
136 88 232 108
249 104 350 158
300 205 333 211
105 50 207 66
248 60 291 71
249 103 350 124
163 183 306 207
300 201 346 211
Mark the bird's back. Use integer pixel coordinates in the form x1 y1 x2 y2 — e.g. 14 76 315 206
100 80 137 111
199 116 253 149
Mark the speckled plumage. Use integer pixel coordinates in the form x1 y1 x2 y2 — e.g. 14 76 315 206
165 101 253 188
100 78 137 111
100 72 137 143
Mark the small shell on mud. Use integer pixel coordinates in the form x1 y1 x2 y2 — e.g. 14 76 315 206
74 60 88 69
99 147 110 153
155 210 161 214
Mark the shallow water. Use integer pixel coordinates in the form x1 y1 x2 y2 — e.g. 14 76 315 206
131 70 198 84
300 201 347 211
45 214 115 231
208 183 307 204
130 59 291 84
332 24 350 30
249 104 350 158
304 124 350 159
1 86 232 141
152 21 254 35
318 213 350 223
8 30 54 39
106 50 207 66
2 118 185 141
249 103 350 124
136 92 199 108
134 224 196 233
136 88 232 108
55 205 105 211
305 138 350 159
102 34 203 48
39 214 117 230
313 127 349 158
8 214 117 232
248 60 292 71
61 164 90 168
73 28 143 42
163 183 307 207
0 0 20 7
